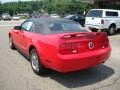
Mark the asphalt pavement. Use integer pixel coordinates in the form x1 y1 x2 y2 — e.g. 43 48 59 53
0 20 120 90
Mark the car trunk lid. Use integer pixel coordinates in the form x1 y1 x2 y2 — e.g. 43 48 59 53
58 32 109 55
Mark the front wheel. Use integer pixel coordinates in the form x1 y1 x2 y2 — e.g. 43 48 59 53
9 36 16 49
30 49 46 75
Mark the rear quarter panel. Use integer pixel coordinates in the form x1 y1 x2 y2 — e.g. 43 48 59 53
25 32 60 68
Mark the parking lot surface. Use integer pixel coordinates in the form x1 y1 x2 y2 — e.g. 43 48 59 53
0 20 120 90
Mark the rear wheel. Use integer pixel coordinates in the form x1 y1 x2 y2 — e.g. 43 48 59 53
30 49 46 75
108 25 115 35
9 36 16 49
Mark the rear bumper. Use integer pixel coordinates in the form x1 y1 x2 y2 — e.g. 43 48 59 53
53 47 111 73
85 24 105 30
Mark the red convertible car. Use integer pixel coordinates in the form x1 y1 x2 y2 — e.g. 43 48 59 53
9 18 111 74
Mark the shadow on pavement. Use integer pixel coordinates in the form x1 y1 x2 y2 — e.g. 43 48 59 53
108 29 120 36
115 29 120 35
45 65 114 88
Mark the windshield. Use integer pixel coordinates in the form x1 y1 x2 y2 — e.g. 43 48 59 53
86 10 103 17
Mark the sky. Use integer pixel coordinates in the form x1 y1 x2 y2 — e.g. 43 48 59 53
0 0 32 3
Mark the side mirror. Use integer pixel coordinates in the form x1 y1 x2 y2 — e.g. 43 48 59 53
14 26 21 30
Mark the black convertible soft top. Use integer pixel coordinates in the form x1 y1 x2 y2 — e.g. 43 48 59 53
28 18 85 34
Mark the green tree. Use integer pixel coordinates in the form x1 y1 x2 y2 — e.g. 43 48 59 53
0 0 93 16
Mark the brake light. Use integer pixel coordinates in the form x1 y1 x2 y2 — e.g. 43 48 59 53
62 34 85 39
59 42 80 54
101 38 109 48
101 19 104 24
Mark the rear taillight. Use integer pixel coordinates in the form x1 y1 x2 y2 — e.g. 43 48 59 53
101 19 104 24
101 38 109 48
59 42 80 55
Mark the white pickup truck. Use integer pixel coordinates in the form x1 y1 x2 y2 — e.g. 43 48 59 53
85 9 120 35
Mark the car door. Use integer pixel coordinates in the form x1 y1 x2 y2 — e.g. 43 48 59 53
22 21 34 53
18 20 33 52
12 27 21 46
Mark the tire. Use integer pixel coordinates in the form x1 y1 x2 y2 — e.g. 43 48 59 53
30 49 46 75
9 36 16 49
108 25 115 35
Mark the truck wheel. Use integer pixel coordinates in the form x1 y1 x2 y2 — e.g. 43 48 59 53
108 25 115 35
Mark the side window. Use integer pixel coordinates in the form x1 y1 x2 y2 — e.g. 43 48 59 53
71 16 75 19
78 15 84 19
106 11 118 17
75 16 79 19
113 12 118 16
21 21 29 30
27 22 33 31
86 10 103 17
21 21 33 31
71 16 78 19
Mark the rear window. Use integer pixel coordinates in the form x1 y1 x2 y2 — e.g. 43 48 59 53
86 10 103 17
106 11 118 17
47 21 84 33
